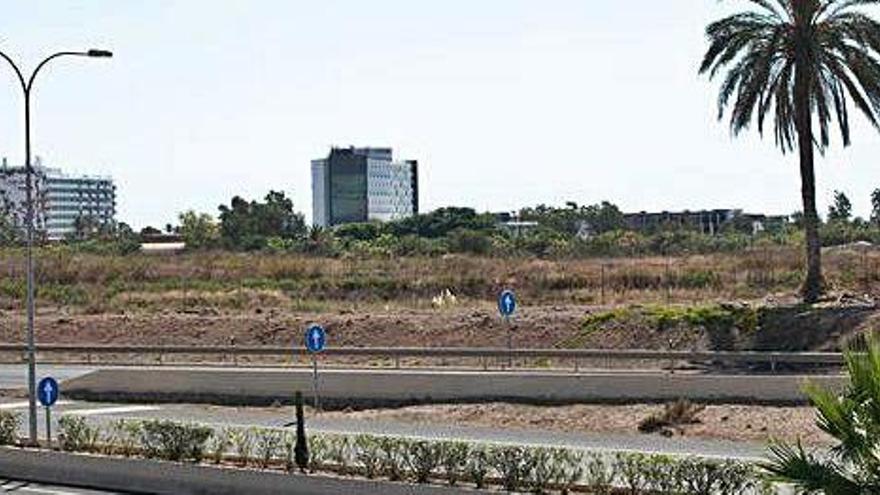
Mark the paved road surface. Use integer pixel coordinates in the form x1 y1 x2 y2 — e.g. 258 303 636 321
0 479 121 494
0 365 97 391
0 397 769 460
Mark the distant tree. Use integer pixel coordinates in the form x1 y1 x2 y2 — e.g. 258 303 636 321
70 215 102 241
140 226 162 238
519 201 625 236
178 210 220 250
828 191 853 224
871 189 880 226
0 214 18 246
700 0 880 302
218 191 306 250
333 222 382 242
387 207 495 238
446 229 493 255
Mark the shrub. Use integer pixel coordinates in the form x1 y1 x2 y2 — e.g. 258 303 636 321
255 428 283 468
638 399 705 434
105 419 142 457
437 441 469 486
465 445 491 489
529 447 563 494
584 454 614 495
405 440 441 484
0 411 19 446
324 435 353 474
139 420 212 462
58 415 101 452
553 448 584 494
377 436 406 481
230 428 255 466
207 428 232 464
354 435 382 479
489 445 534 492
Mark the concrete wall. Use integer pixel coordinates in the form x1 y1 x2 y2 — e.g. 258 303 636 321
63 367 848 407
0 448 483 495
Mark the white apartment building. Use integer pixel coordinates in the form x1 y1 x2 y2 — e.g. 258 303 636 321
0 158 116 241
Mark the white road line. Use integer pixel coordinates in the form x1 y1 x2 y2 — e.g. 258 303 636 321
14 487 90 495
0 401 72 410
64 405 160 417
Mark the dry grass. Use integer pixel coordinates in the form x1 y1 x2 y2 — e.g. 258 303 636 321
0 246 877 313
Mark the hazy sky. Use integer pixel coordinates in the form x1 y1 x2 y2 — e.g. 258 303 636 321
1 1 878 228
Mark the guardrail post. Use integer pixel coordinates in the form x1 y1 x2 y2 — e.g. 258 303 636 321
394 355 400 369
574 358 579 373
770 357 776 373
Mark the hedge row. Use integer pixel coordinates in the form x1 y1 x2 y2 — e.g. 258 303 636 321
53 415 777 494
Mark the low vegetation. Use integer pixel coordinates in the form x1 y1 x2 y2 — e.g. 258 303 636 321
764 332 880 493
50 415 775 494
0 244 877 314
638 399 706 436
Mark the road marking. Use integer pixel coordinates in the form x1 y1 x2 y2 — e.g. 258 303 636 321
0 401 72 410
14 487 92 495
64 405 159 417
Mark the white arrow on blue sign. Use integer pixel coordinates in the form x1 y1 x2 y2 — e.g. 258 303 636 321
305 324 326 353
498 290 516 317
38 377 59 407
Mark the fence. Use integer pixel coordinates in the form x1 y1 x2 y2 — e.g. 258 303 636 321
0 344 845 373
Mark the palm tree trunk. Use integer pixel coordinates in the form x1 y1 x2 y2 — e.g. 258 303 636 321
795 61 822 303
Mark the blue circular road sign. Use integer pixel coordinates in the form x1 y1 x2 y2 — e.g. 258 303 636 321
305 324 326 353
498 290 517 317
38 377 59 407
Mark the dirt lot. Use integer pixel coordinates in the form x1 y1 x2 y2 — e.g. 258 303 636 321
323 402 832 446
1 297 875 354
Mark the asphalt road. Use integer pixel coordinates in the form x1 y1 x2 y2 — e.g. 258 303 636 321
0 479 121 494
0 397 768 460
0 365 97 391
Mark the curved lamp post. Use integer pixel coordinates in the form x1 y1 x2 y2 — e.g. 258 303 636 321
0 48 112 444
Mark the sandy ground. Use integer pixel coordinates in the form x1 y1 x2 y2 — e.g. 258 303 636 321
323 402 833 446
0 304 713 350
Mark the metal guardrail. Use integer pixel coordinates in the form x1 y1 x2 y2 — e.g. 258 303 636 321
0 344 845 371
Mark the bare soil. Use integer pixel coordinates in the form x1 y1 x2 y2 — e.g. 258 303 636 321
1 298 876 353
323 402 833 446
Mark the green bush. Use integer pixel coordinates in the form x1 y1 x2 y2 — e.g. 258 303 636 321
437 441 469 486
139 419 212 462
207 428 232 464
354 435 382 478
465 445 491 489
58 415 101 452
230 427 255 466
49 417 777 494
489 445 535 492
104 419 142 457
255 428 283 468
404 440 441 483
0 410 19 445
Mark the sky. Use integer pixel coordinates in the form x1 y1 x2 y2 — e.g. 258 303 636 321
0 1 878 229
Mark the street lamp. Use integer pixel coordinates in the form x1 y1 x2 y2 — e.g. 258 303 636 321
0 48 112 445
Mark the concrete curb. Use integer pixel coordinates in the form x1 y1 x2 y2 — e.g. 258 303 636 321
63 367 847 407
0 447 485 495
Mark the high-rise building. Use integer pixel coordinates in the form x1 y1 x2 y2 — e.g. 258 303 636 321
312 147 418 227
0 157 116 241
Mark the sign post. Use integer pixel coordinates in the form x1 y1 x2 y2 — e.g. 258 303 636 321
304 324 326 410
498 290 517 368
37 377 59 446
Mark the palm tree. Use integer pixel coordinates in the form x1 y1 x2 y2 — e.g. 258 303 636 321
700 0 880 303
763 333 880 492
